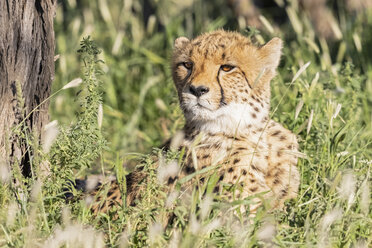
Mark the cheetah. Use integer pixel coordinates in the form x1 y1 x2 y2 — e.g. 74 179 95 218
88 30 300 214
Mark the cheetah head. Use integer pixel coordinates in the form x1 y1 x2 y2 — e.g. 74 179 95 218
171 30 282 133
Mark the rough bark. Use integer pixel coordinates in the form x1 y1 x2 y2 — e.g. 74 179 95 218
0 0 56 176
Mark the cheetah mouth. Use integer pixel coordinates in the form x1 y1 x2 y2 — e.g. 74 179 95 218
183 99 215 112
196 102 213 110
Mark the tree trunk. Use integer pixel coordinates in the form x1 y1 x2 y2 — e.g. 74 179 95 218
0 0 56 177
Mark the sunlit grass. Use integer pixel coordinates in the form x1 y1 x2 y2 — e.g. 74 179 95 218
0 0 371 247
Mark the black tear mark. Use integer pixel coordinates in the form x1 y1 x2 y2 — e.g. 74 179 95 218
178 63 193 84
241 70 252 89
216 70 227 106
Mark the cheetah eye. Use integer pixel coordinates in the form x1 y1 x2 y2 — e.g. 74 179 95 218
182 62 193 70
220 64 235 72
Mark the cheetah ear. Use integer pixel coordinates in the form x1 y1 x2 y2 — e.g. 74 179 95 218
174 36 190 49
259 37 283 71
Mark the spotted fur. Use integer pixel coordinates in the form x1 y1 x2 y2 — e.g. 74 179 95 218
89 30 300 214
171 30 299 208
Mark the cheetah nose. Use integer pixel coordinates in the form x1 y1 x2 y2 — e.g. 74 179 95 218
189 85 209 97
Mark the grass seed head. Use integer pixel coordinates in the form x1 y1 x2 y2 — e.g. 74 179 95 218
148 222 163 244
352 239 368 248
257 223 276 243
318 208 343 247
165 191 179 207
338 172 356 207
200 195 213 220
39 160 51 178
43 224 104 248
202 218 222 235
170 131 185 150
30 180 42 202
84 195 94 207
97 103 103 129
189 214 201 235
155 98 168 112
168 229 181 248
157 160 180 184
360 180 370 216
6 201 19 227
332 103 342 119
62 78 83 90
62 207 71 226
295 99 304 120
42 120 59 153
336 151 349 157
118 231 130 248
307 109 314 135
86 176 99 192
0 160 10 183
320 208 343 232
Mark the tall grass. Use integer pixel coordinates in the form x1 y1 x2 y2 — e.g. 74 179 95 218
0 0 371 247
